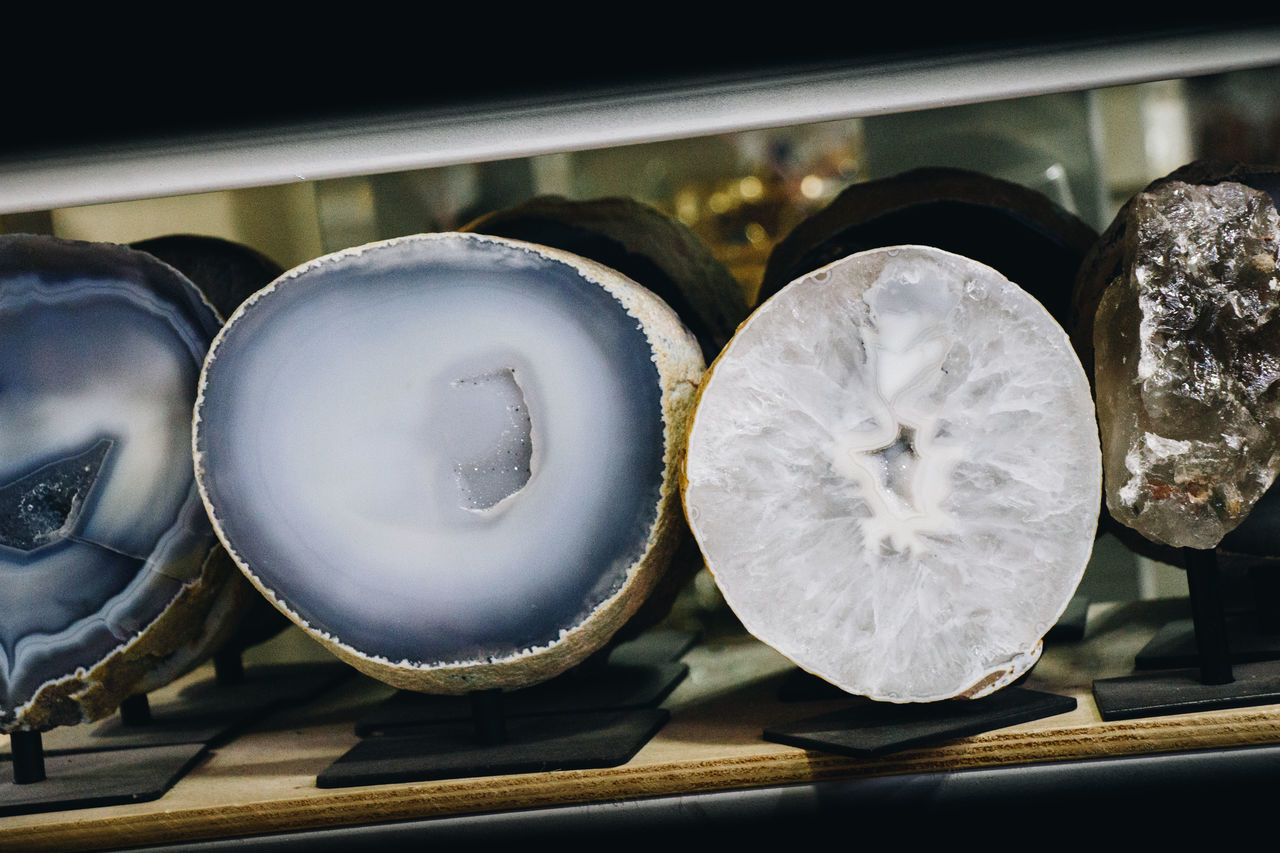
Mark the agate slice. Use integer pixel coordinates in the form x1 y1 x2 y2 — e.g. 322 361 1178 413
0 234 232 732
130 232 293 654
462 195 749 360
194 233 704 693
682 245 1101 703
1093 179 1280 550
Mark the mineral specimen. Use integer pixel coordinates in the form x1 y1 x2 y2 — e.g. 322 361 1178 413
194 232 704 694
0 234 235 732
1093 180 1280 551
682 245 1101 703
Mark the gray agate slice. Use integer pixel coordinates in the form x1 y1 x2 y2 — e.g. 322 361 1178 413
194 233 704 694
0 234 229 731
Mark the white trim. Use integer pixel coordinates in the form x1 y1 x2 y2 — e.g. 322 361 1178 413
2 30 1278 214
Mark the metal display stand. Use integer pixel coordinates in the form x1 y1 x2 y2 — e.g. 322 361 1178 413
319 630 695 787
1094 548 1280 720
0 654 351 816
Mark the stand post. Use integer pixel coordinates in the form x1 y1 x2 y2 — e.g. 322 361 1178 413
470 689 506 746
10 730 45 785
119 693 152 727
1185 547 1234 685
214 648 246 686
1251 563 1280 635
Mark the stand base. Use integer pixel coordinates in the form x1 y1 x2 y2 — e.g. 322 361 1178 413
0 743 206 817
356 663 685 737
318 708 669 787
1135 615 1280 669
1 661 351 756
1093 659 1280 720
353 630 695 738
763 687 1077 757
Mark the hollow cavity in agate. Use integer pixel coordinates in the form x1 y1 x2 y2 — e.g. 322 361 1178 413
0 234 225 730
195 233 703 692
683 246 1101 703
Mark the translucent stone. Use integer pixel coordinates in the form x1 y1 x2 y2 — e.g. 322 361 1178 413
0 235 228 731
1094 180 1280 550
682 245 1101 703
194 233 704 693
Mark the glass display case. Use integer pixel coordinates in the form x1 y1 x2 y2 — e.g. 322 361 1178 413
4 22 1280 848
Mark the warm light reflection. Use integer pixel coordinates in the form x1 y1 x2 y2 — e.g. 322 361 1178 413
739 176 764 201
675 190 700 225
800 175 826 199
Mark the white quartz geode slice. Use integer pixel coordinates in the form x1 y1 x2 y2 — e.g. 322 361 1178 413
0 234 233 732
682 245 1101 702
194 232 704 694
1094 180 1280 550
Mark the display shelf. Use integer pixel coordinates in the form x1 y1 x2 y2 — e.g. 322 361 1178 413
6 27 1280 852
4 599 1280 850
2 26 1278 215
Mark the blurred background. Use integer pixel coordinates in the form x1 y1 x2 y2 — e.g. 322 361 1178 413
7 63 1280 607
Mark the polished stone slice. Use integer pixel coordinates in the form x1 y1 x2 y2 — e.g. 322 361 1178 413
1094 180 1280 550
0 234 231 731
194 233 704 694
683 246 1101 703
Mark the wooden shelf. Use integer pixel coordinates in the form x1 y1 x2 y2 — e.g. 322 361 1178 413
3 598 1280 850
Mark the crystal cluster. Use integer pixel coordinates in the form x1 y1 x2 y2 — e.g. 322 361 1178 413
1094 180 1280 550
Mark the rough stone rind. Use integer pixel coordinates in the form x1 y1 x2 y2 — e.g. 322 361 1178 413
195 232 705 694
463 195 749 361
761 166 1098 330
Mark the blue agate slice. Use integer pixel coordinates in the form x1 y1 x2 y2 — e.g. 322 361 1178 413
0 234 226 730
195 233 697 693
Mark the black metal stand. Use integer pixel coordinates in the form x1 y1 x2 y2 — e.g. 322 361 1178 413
0 739 207 817
119 693 152 727
10 731 44 785
469 689 507 745
2 716 205 817
320 630 693 788
319 691 668 788
1 655 352 816
1135 561 1280 668
353 629 694 737
214 647 246 686
1186 547 1233 684
764 687 1077 757
1093 547 1280 720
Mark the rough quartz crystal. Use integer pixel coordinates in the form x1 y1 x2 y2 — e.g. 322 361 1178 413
1094 180 1280 550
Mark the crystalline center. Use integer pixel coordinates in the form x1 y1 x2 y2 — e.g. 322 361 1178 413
448 368 534 512
0 438 113 553
822 280 967 554
859 425 920 517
